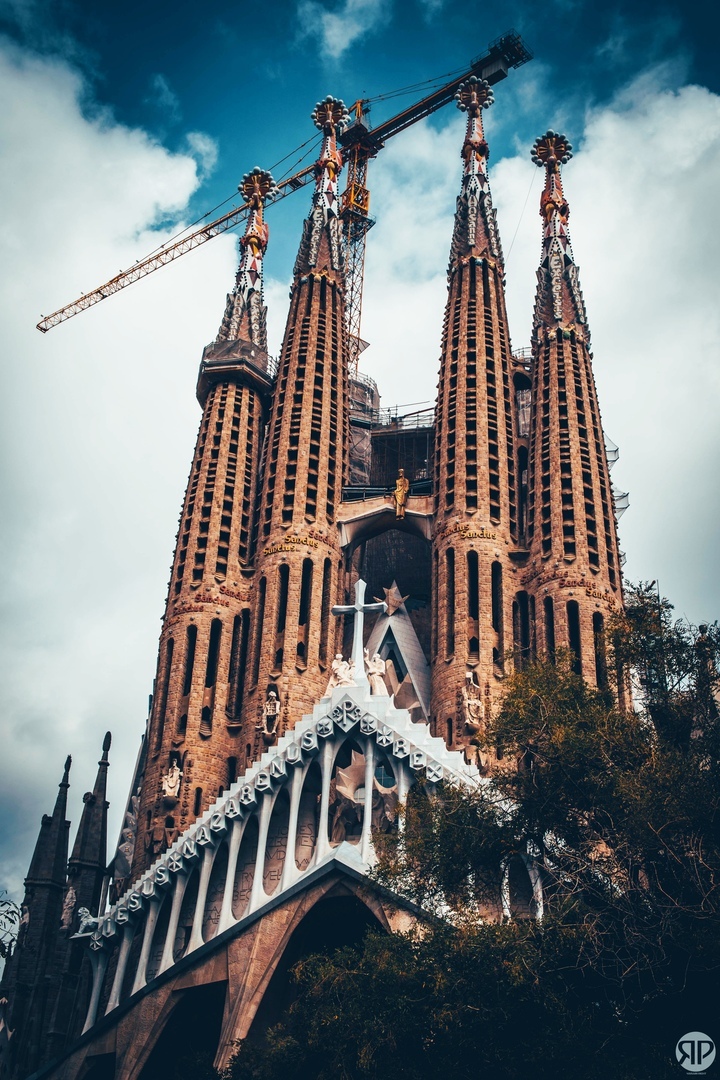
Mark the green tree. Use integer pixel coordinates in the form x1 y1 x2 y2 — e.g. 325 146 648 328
225 585 720 1079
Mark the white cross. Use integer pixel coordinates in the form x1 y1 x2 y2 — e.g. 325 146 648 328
332 578 387 687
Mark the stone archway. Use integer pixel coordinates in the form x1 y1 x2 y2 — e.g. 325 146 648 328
247 890 384 1040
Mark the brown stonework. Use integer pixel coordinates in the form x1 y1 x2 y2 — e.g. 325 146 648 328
525 131 622 687
241 101 350 739
431 80 520 743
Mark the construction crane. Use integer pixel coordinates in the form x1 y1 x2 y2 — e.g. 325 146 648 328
36 30 532 363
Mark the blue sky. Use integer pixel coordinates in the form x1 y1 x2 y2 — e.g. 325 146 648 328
1 0 719 903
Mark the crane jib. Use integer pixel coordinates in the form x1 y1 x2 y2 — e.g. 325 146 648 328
35 31 531 335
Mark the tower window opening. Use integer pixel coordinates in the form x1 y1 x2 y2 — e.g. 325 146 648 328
251 577 266 687
544 596 556 662
227 756 238 786
205 619 222 689
182 625 197 697
446 717 453 747
467 550 480 659
193 787 203 816
513 591 531 670
176 713 187 736
319 559 332 665
445 548 455 657
491 561 504 672
200 705 212 737
276 564 290 634
567 600 582 676
153 637 174 755
593 611 608 690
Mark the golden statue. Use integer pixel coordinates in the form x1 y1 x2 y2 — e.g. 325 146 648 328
393 469 410 519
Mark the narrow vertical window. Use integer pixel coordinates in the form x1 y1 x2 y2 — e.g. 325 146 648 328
513 591 530 670
297 558 313 664
227 757 238 787
467 550 479 659
544 596 556 662
567 600 582 676
193 787 203 816
182 625 197 696
593 611 608 690
491 561 504 670
153 637 174 754
319 559 332 664
446 717 453 747
205 619 222 688
251 577 266 687
445 548 455 657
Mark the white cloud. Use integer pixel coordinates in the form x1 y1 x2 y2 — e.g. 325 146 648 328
296 0 389 61
146 72 181 122
186 130 219 177
0 42 237 898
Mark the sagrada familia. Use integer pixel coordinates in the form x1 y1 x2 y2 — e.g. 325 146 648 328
0 70 624 1079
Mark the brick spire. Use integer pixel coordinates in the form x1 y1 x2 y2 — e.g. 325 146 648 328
130 173 278 878
431 79 519 757
526 132 622 686
242 97 350 742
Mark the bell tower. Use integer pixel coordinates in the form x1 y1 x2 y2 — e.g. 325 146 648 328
430 77 519 750
241 98 351 744
132 169 276 878
525 131 622 685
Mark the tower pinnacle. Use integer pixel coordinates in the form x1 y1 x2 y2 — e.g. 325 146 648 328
217 167 276 350
531 130 587 331
449 77 502 265
295 96 349 276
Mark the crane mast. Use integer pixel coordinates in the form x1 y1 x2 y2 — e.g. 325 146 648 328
36 31 531 340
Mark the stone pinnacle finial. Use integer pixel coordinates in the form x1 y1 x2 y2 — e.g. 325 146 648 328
455 75 494 116
101 731 112 761
239 166 277 210
62 755 72 783
311 95 349 135
531 129 573 172
531 130 587 329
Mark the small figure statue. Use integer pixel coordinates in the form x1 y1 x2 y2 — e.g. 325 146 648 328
257 689 281 744
393 469 410 519
76 907 98 936
161 761 183 799
462 670 484 735
364 649 388 696
60 885 76 931
325 653 356 695
145 819 166 856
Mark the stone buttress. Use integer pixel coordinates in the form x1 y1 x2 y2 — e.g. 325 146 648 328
524 131 622 685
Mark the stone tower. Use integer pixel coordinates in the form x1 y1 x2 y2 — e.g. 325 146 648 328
430 78 519 750
524 131 622 686
131 169 276 879
240 97 351 742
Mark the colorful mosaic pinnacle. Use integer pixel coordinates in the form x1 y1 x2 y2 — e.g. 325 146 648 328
455 76 493 177
311 95 349 214
237 167 274 289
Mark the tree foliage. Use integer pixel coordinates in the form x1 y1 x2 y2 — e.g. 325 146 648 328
0 891 19 960
223 585 720 1079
